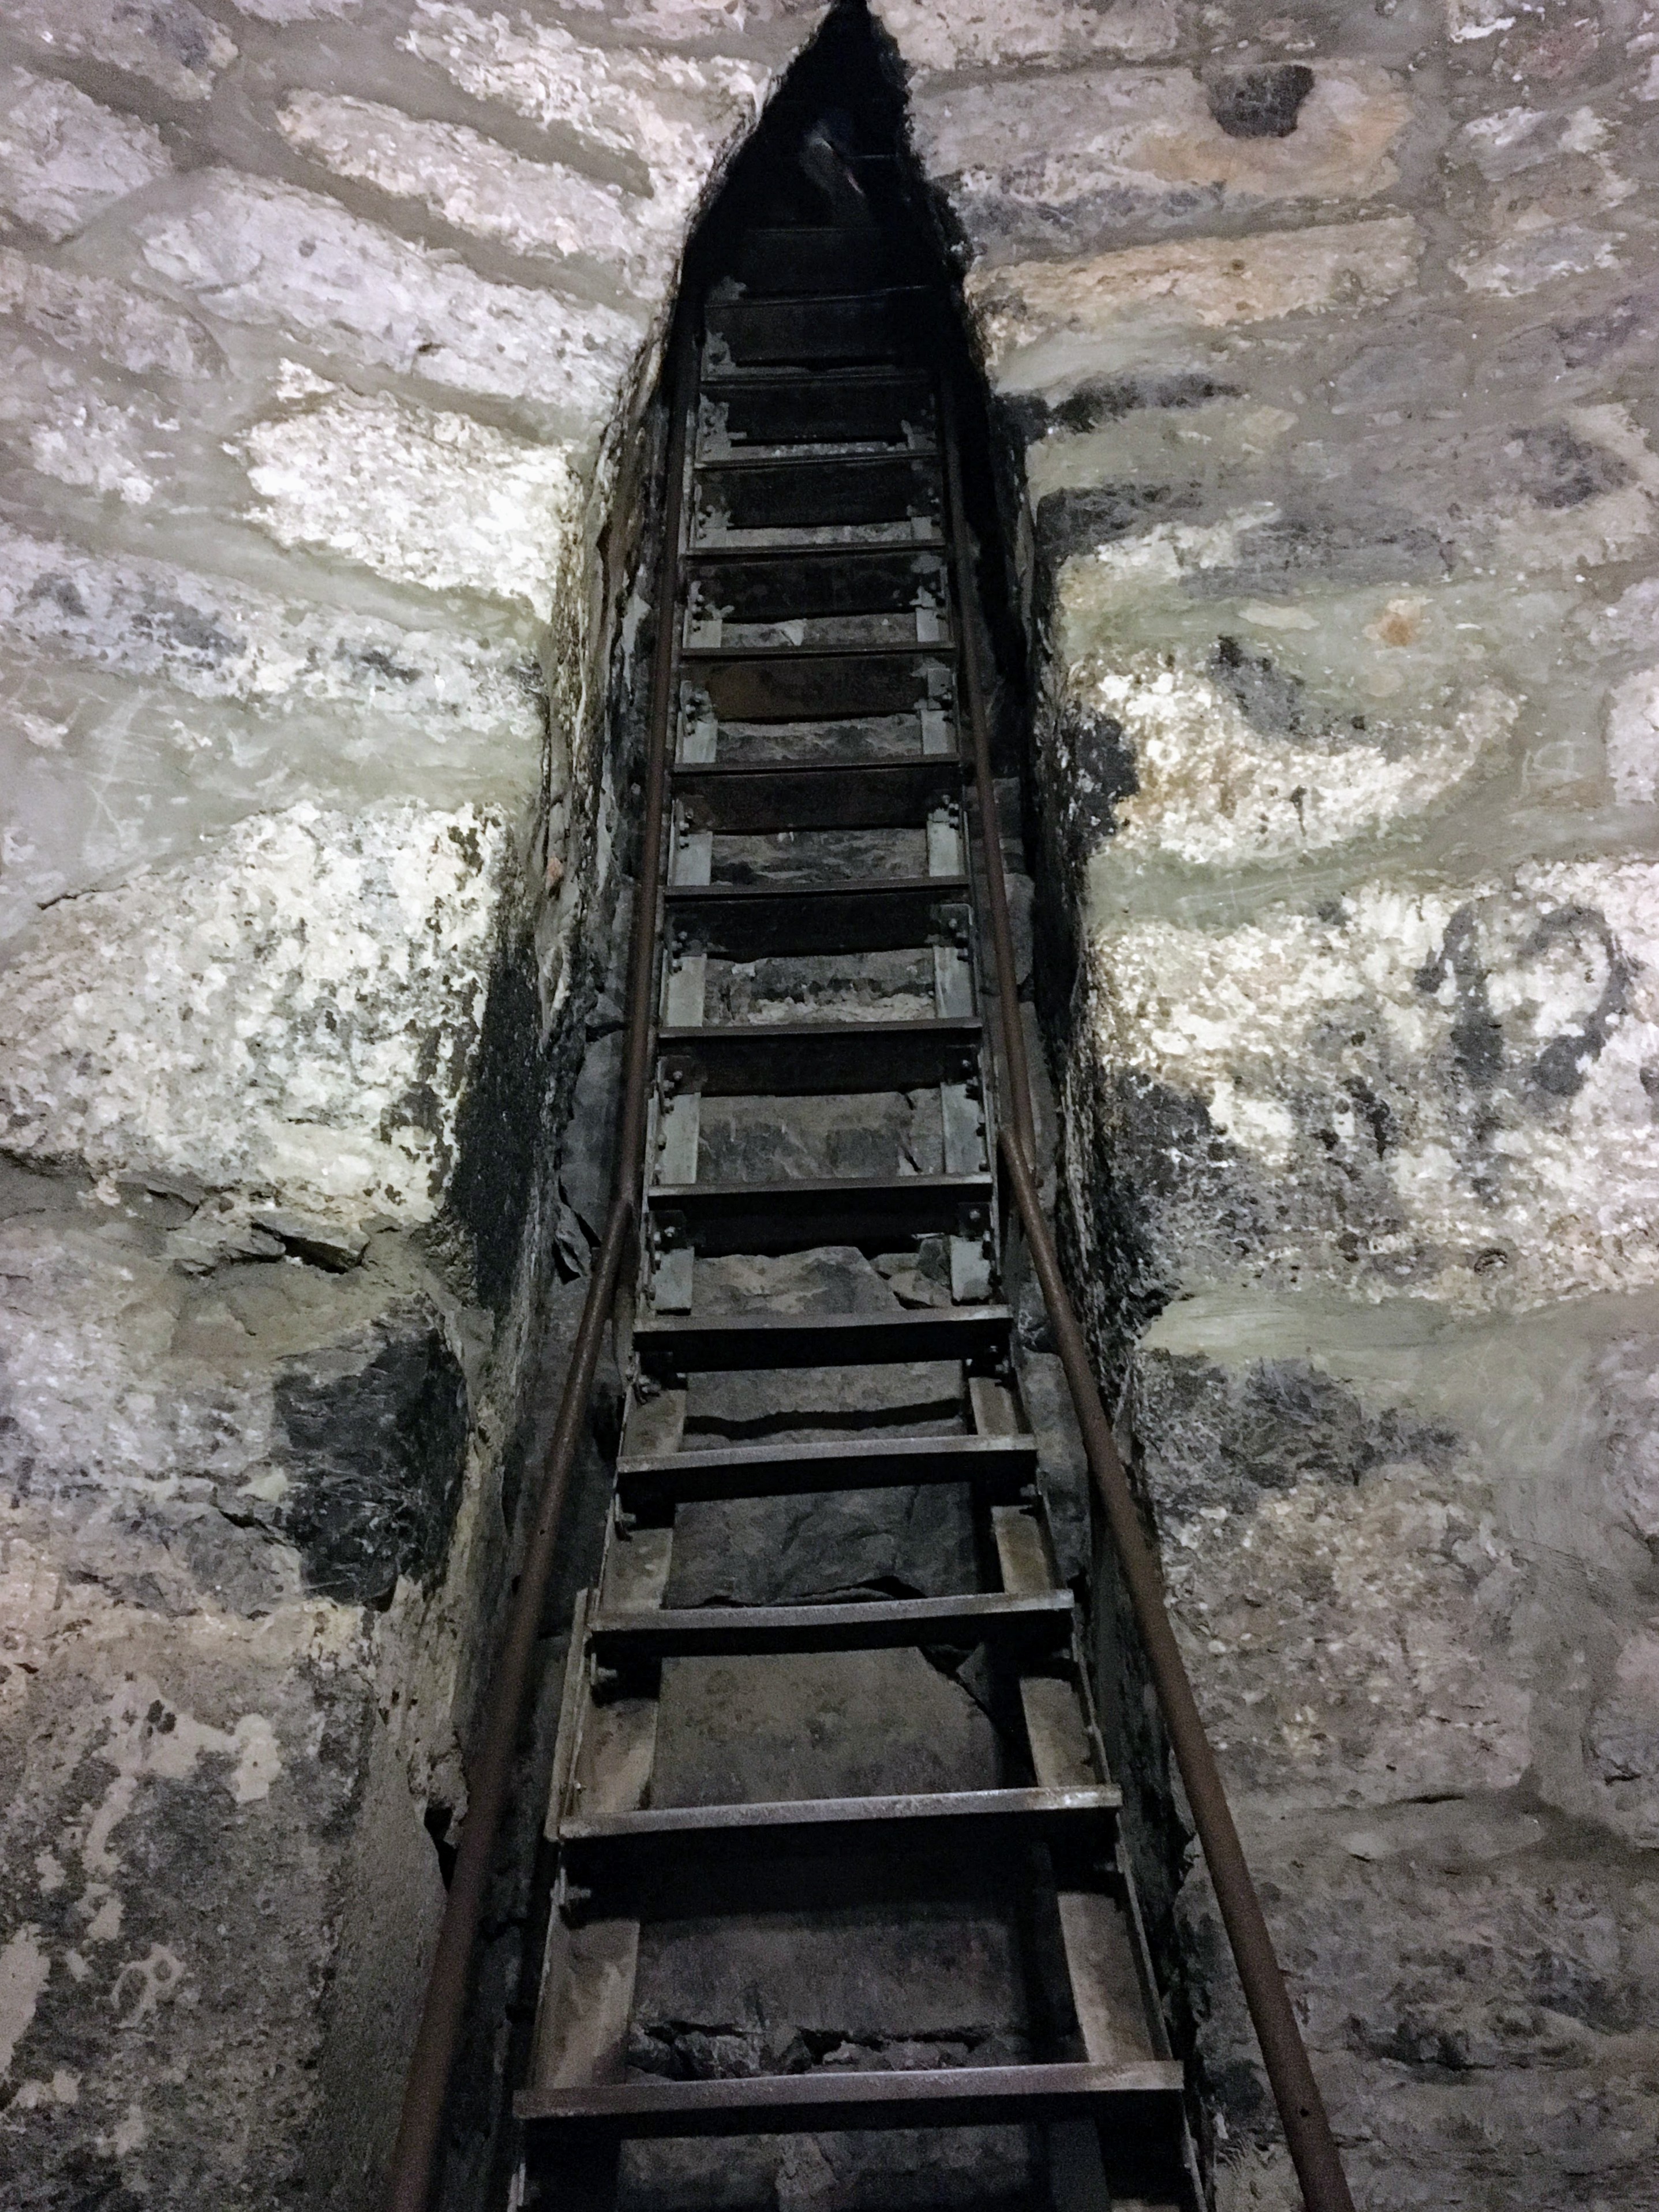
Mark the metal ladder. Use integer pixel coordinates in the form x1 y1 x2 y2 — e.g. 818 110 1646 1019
514 201 1194 2212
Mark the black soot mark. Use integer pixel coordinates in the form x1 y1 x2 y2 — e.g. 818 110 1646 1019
1207 65 1316 139
1520 905 1631 1098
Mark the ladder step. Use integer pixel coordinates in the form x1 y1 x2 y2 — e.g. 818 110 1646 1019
647 1169 991 1254
683 548 946 622
706 290 934 368
695 454 938 535
659 1015 980 1097
665 877 968 959
616 1433 1036 1516
635 1306 1012 1375
731 226 916 295
518 2058 1183 2139
561 1784 1119 1861
700 369 933 454
684 647 949 722
588 1589 1073 1663
673 756 958 834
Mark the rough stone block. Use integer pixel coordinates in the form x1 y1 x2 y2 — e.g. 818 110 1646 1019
277 91 683 289
135 172 642 432
5 0 237 102
0 801 508 1224
970 216 1422 387
243 388 582 619
0 65 171 241
1080 857 1659 1313
911 61 1407 260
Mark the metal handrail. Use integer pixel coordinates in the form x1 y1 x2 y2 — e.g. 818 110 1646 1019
937 375 1356 2212
383 315 696 2212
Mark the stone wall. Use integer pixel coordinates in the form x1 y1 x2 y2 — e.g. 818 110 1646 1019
0 5 824 2206
869 0 1659 2204
9 3 1659 2207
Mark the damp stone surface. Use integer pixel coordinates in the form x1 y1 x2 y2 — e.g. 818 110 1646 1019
0 3 827 2207
7 3 1659 2210
867 0 1659 2203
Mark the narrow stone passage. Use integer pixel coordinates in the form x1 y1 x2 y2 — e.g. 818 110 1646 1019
507 25 1194 2212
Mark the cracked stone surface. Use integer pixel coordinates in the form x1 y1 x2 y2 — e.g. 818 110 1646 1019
865 0 1659 2202
8 0 1659 2206
0 2 827 2204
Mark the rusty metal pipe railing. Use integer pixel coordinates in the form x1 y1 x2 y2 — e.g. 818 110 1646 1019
384 1195 631 2212
937 380 1036 1171
384 314 695 2212
938 372 1355 2212
999 1137 1355 2212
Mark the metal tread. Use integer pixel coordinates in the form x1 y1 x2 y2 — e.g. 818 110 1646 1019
634 1304 1011 1374
682 651 950 723
645 1168 991 1253
560 1782 1120 1852
664 875 969 958
586 1588 1073 1662
692 444 939 473
680 635 951 662
684 536 942 564
615 1431 1036 1511
519 2057 1182 2135
671 756 960 833
657 1014 982 1096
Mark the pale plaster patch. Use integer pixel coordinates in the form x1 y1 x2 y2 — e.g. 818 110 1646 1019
912 63 1406 230
0 67 172 242
76 1681 284 1895
972 217 1422 383
0 248 219 380
0 800 508 1220
278 92 677 286
244 389 582 618
137 172 642 429
1081 656 1511 866
5 0 237 102
0 1926 51 2079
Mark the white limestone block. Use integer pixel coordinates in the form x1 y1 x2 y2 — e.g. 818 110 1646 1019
0 67 172 242
244 389 583 618
0 801 508 1221
872 0 1179 68
0 247 219 378
912 62 1407 235
401 1 769 213
136 172 643 428
1089 857 1659 1309
5 0 237 103
970 217 1422 384
277 91 679 288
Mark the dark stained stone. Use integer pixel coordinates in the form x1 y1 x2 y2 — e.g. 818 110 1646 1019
1206 65 1316 140
272 1302 469 1604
